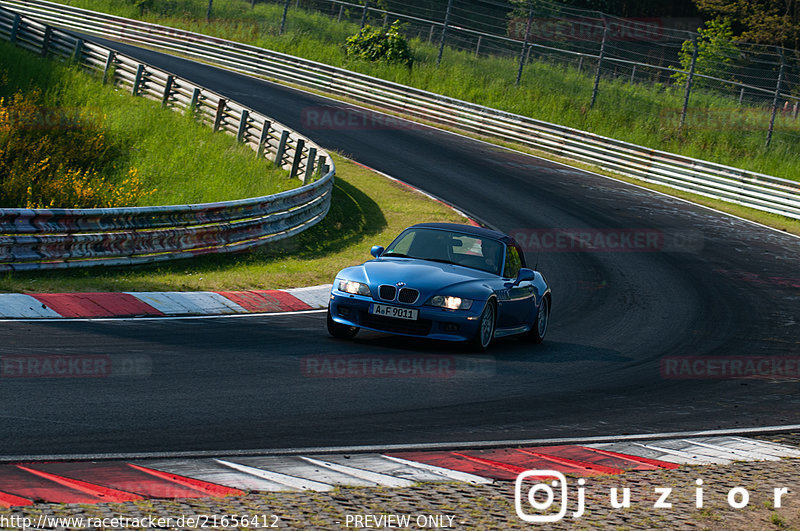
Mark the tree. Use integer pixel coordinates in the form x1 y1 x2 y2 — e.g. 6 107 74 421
672 18 738 86
694 0 800 49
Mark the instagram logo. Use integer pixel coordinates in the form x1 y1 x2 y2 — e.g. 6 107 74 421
515 470 585 522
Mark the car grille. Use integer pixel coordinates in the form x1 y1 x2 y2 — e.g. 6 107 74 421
379 285 397 301
360 312 432 336
398 288 419 304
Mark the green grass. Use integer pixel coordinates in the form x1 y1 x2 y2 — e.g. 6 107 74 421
0 39 295 206
0 154 466 292
44 0 800 182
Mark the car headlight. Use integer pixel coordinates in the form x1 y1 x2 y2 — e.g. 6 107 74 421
338 279 372 297
428 295 473 310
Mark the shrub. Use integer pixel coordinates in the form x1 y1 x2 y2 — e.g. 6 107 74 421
345 20 413 67
0 89 154 208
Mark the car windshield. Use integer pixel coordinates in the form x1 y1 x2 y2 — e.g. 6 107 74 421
383 228 505 276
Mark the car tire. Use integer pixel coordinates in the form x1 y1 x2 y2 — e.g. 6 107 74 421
468 299 496 351
527 295 550 344
327 307 359 340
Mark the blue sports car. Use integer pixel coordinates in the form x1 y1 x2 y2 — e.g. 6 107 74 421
327 223 551 350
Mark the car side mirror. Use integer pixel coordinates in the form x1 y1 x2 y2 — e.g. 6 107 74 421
513 268 536 285
370 245 384 258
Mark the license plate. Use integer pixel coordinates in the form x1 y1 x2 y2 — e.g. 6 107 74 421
370 303 418 320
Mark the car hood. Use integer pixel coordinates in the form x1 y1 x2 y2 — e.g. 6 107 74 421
358 258 495 301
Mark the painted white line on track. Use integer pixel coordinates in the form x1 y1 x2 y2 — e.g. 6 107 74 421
3 425 800 463
0 308 328 323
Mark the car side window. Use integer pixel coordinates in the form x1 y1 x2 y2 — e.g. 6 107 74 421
503 245 522 279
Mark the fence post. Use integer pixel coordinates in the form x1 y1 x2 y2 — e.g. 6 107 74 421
337 4 343 22
475 35 482 57
41 26 52 57
102 50 115 84
161 75 174 108
9 13 20 43
766 48 786 149
629 63 636 85
206 0 212 21
275 130 290 167
132 63 145 96
589 17 608 109
237 109 249 143
213 98 227 132
515 4 533 86
436 0 454 67
279 0 290 35
291 139 305 179
257 120 271 159
678 36 698 134
360 0 369 29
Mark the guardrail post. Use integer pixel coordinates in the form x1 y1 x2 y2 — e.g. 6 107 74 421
257 120 271 158
291 139 305 179
161 75 174 108
317 155 326 177
305 147 317 182
766 47 786 149
213 98 227 132
72 38 84 63
9 13 20 43
237 109 249 143
132 63 145 96
275 130 289 167
589 17 608 109
188 87 201 116
102 50 115 84
40 26 52 57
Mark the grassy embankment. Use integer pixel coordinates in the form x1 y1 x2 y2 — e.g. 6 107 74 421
44 0 800 235
0 39 464 292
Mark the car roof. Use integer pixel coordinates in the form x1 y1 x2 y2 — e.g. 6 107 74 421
409 223 512 243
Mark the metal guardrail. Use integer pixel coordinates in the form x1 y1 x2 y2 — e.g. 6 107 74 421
0 5 334 271
3 0 797 221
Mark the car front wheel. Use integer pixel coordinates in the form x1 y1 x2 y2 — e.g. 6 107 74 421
327 307 359 339
468 300 496 351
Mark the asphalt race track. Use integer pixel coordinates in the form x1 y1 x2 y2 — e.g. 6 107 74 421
1 37 799 457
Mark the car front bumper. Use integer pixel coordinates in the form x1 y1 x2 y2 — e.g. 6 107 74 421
328 290 485 342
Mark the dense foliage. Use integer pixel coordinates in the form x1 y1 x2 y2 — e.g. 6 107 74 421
0 89 152 208
345 21 413 67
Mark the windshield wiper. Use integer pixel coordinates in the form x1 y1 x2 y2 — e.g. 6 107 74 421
382 252 411 258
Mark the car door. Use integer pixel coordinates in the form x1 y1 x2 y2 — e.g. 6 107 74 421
496 243 535 328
